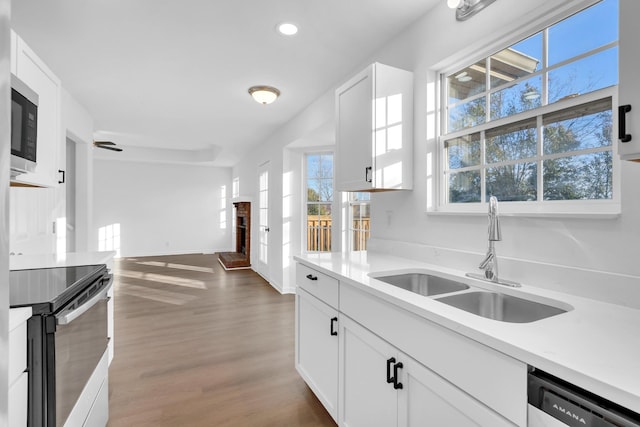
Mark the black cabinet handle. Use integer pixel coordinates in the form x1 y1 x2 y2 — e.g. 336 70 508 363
330 317 338 336
305 274 318 281
58 169 65 184
393 361 404 390
619 104 632 143
365 166 372 183
386 357 395 384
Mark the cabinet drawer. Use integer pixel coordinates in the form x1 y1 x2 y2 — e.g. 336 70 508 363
340 283 527 426
9 319 27 387
296 263 339 309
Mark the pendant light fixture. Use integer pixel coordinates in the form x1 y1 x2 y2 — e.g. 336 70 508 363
248 85 281 105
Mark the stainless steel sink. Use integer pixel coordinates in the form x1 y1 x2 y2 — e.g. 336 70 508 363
373 273 469 297
436 291 568 323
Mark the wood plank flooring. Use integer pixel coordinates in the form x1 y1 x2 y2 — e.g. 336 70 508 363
107 254 336 427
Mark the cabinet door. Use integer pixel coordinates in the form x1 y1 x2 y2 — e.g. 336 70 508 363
335 66 374 192
398 356 515 427
296 289 339 421
618 0 640 160
339 315 397 427
12 35 62 187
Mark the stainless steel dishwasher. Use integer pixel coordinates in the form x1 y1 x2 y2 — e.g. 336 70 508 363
528 367 640 427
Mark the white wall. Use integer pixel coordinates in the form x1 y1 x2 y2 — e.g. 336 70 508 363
62 87 94 252
233 0 640 308
93 160 232 257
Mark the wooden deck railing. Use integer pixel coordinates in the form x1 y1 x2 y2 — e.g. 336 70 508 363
307 217 370 252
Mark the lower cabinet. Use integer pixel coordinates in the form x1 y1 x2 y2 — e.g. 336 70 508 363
295 288 339 422
9 307 31 427
338 315 514 427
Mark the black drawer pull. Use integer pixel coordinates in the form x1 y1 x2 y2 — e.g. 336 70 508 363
330 317 338 336
619 104 632 143
365 166 372 183
386 357 395 384
306 274 318 281
393 361 404 390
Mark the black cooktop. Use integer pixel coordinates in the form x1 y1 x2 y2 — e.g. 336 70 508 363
10 264 107 314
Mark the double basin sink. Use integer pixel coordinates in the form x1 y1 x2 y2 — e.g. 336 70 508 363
371 272 569 323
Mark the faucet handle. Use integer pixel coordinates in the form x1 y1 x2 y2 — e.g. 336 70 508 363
488 196 502 241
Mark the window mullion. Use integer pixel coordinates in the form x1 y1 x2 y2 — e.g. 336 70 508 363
485 56 491 125
542 28 549 107
481 129 487 202
537 115 544 202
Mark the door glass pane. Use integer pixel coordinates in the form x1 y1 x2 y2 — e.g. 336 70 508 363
486 163 537 202
548 0 618 66
543 151 612 200
490 33 542 89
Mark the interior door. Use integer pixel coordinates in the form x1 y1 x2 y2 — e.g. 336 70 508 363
256 161 269 279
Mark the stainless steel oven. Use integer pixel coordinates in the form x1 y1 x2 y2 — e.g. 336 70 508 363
11 264 112 427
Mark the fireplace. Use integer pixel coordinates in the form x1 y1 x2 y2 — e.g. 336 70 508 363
219 202 251 269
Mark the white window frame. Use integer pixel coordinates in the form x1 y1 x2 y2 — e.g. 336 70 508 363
304 151 335 253
347 192 371 252
433 0 620 218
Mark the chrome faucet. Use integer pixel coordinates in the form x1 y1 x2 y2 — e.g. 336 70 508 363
480 196 501 281
467 196 521 287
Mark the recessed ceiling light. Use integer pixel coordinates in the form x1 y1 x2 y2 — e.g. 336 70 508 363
277 22 298 36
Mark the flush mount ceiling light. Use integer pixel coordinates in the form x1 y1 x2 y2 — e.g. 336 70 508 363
248 85 281 105
277 22 298 36
455 71 473 82
523 89 541 100
448 0 496 21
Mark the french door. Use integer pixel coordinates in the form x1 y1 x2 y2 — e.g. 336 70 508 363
256 162 270 280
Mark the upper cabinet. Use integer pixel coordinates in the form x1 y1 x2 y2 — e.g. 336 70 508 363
11 30 62 188
335 63 413 192
618 1 640 161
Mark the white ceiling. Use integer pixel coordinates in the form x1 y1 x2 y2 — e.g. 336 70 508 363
11 0 439 166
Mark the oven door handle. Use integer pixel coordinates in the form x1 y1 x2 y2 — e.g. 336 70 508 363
56 276 113 326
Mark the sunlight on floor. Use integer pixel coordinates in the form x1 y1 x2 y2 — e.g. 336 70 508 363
135 260 215 273
117 283 198 306
117 269 207 289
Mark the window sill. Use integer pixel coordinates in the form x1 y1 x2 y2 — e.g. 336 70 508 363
427 203 621 219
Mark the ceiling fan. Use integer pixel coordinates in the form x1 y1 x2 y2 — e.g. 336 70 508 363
93 141 123 152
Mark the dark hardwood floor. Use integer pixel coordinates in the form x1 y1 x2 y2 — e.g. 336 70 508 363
107 254 336 427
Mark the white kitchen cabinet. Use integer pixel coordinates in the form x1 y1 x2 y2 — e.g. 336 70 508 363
335 62 413 192
9 307 32 427
295 263 339 422
11 30 63 188
295 260 527 426
295 289 339 422
618 1 640 161
339 315 514 427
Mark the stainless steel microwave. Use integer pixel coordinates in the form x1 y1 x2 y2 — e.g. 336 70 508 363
10 74 38 176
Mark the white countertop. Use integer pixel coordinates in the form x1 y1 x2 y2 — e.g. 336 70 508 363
295 251 640 414
10 251 117 270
